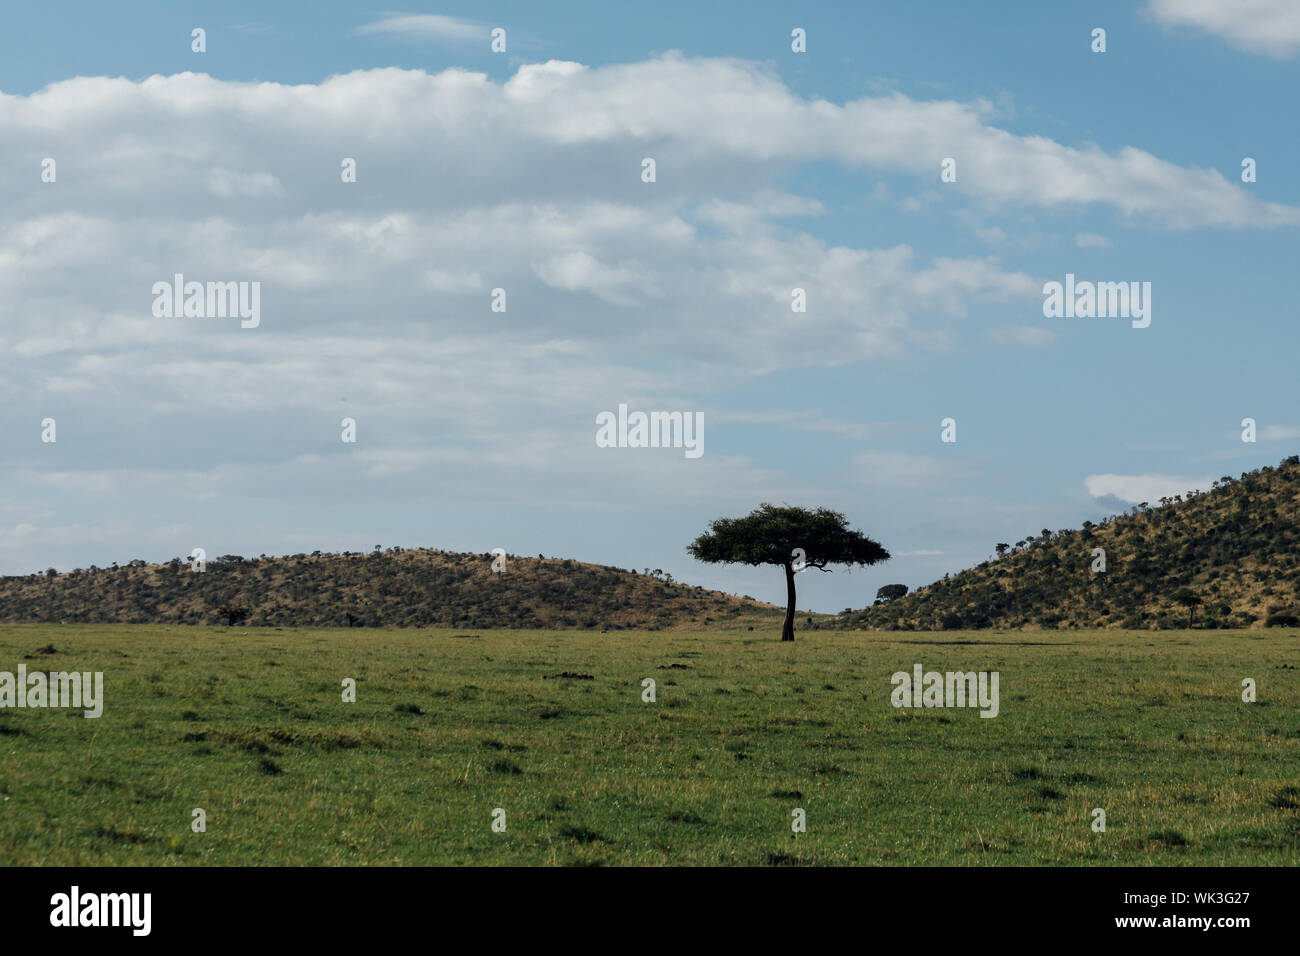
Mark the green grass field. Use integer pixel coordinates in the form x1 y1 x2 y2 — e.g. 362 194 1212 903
1 623 1296 865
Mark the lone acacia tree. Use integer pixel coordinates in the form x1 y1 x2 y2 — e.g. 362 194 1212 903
217 603 250 627
688 504 890 641
1171 588 1201 628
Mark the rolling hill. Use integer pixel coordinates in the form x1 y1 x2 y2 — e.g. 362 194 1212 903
844 454 1300 631
0 549 785 630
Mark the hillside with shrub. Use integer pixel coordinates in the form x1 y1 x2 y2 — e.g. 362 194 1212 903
0 548 785 630
841 455 1300 631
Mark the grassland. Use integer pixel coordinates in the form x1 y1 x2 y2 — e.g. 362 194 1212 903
0 623 1296 866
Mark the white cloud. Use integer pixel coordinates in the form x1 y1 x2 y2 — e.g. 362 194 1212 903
0 198 1038 382
1085 473 1214 504
1075 232 1111 248
1147 0 1300 57
3 56 1291 231
356 14 486 42
532 249 662 307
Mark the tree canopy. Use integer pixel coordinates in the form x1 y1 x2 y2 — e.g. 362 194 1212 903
876 584 909 603
688 504 889 568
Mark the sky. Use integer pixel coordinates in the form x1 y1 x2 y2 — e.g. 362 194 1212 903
1 1 1297 612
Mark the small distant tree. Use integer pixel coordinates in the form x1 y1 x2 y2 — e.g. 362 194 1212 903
994 543 1010 559
218 604 250 627
876 584 909 603
688 504 889 642
1170 589 1201 628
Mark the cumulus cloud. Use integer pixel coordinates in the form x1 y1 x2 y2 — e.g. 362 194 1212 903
1147 0 1300 57
3 56 1291 227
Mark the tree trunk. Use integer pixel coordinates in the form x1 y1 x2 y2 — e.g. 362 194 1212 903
782 561 796 642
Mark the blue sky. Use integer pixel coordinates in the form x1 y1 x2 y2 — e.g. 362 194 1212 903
1 1 1297 611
